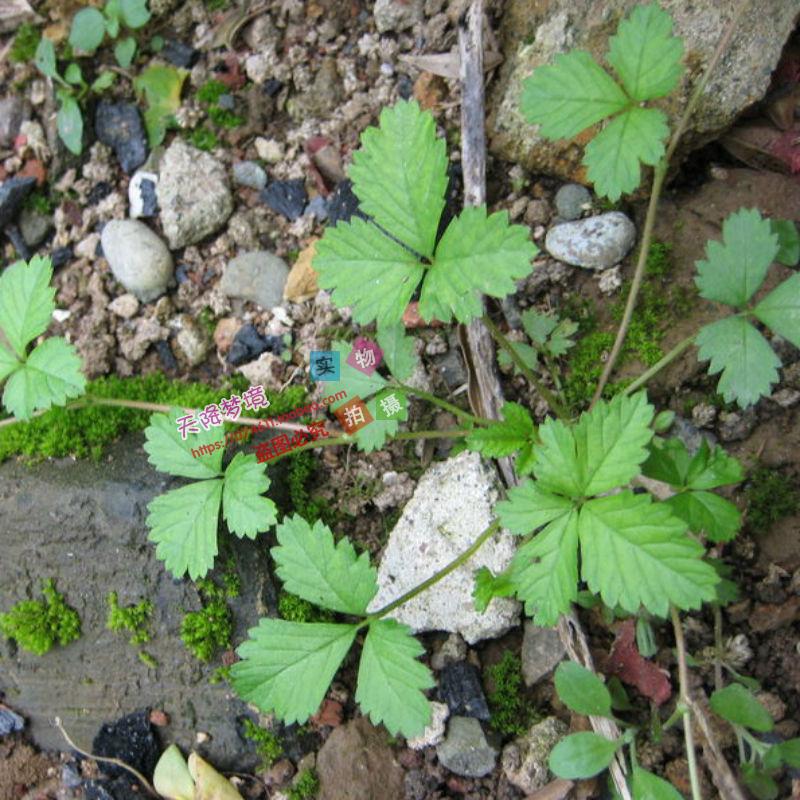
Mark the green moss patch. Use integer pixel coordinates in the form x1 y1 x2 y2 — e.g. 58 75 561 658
745 466 800 533
106 591 153 645
0 579 81 656
485 651 535 738
241 718 283 769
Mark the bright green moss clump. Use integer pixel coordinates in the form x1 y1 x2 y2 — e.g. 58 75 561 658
107 591 153 645
278 591 333 624
0 580 81 656
10 23 41 63
485 651 535 738
180 575 239 662
0 373 306 462
241 718 283 769
288 770 320 800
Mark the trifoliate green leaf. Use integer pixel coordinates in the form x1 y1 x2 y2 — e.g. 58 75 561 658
578 492 719 616
496 481 572 534
2 338 86 420
472 567 515 613
666 491 741 542
754 273 800 349
0 256 55 358
222 452 276 539
521 308 557 345
0 344 20 382
466 402 535 458
56 91 83 155
419 206 536 324
695 316 780 408
146 479 223 580
607 3 684 101
549 732 620 779
547 319 579 357
521 51 628 139
231 620 357 724
770 219 800 266
376 322 418 382
313 217 425 327
572 391 655 495
349 100 447 259
325 341 388 406
509 510 579 626
685 439 744 489
631 767 684 800
143 408 224 479
554 661 612 718
710 684 773 732
69 7 106 53
584 107 668 201
356 619 435 737
272 514 378 615
695 209 778 308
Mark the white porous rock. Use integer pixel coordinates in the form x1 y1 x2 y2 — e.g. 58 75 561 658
545 211 636 270
407 702 449 750
156 140 233 249
367 451 520 644
101 219 174 302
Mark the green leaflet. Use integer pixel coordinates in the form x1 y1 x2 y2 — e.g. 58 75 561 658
631 767 684 799
376 322 418 382
144 408 224 479
554 661 612 718
496 481 572 534
695 316 780 408
222 452 277 539
349 100 447 259
584 107 668 201
0 256 55 358
666 491 741 543
418 206 538 324
754 272 800 349
770 219 800 266
69 7 105 53
549 732 620 779
710 683 773 732
272 515 378 615
356 619 435 737
146 479 223 580
606 3 684 101
466 402 535 458
231 620 357 725
508 510 579 626
521 50 629 139
695 208 778 308
2 338 86 420
578 492 719 617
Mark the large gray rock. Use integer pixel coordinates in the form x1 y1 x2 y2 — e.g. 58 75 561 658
488 1 798 182
436 717 497 778
157 140 233 248
545 212 636 269
501 717 569 794
101 219 174 302
220 251 290 310
0 437 271 771
521 622 566 686
367 451 519 644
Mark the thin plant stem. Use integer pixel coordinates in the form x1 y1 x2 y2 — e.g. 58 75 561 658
391 381 493 426
671 606 703 800
591 4 748 407
481 314 569 420
623 333 696 396
713 605 724 692
362 520 501 624
54 717 158 797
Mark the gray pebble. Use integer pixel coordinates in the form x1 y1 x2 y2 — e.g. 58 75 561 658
19 207 53 248
101 220 174 302
545 211 636 270
220 251 289 310
232 161 267 191
129 171 159 218
554 183 591 220
436 717 497 778
0 96 28 148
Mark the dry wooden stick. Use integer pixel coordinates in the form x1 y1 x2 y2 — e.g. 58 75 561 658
455 5 631 798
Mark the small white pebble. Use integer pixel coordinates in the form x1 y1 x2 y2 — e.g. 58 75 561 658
52 309 71 323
